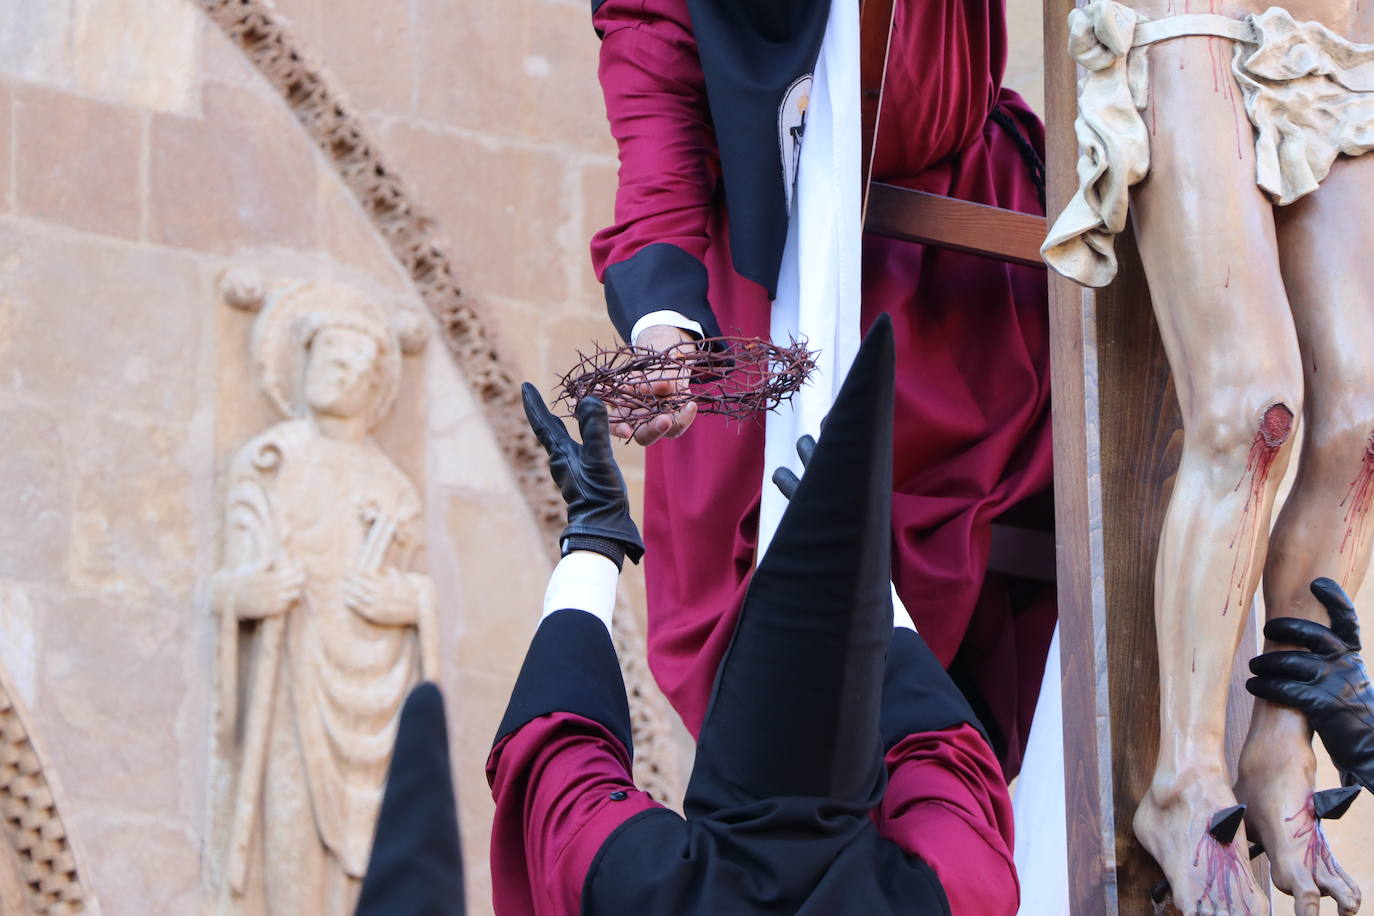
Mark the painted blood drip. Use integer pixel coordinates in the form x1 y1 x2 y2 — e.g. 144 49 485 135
1192 832 1260 915
1287 798 1339 876
1338 433 1374 561
1224 406 1293 614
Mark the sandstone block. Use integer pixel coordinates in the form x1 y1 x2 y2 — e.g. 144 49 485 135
200 19 265 89
69 0 200 114
269 0 321 37
448 664 516 910
317 172 412 291
440 488 545 676
0 1 78 92
579 161 619 298
542 308 623 378
0 406 71 583
64 815 200 916
318 0 415 114
0 0 199 114
0 583 40 704
150 84 317 254
381 120 569 303
69 418 199 604
414 0 613 154
0 220 205 421
14 84 141 240
34 589 194 822
481 296 545 383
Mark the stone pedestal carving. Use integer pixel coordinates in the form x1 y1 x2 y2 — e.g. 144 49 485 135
209 282 435 914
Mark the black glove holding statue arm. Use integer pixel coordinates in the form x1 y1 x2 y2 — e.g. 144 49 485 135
521 383 645 569
1246 577 1374 793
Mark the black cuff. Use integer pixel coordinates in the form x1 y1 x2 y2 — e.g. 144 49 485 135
493 609 634 756
604 243 723 345
562 534 626 570
880 628 989 752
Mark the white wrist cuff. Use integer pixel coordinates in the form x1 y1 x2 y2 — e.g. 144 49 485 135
542 551 619 631
630 311 705 346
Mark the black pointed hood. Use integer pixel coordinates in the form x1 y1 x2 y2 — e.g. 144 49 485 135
751 312 895 629
355 682 466 916
684 314 897 811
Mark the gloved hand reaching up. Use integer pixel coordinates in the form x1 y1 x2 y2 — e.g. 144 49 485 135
521 383 644 569
1247 577 1374 793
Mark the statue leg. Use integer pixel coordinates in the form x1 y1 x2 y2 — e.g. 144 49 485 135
1233 152 1374 916
260 684 327 915
1128 33 1302 915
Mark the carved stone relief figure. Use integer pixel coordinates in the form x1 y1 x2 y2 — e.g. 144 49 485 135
210 281 436 914
1045 1 1374 913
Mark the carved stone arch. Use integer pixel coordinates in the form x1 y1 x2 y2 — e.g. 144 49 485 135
195 1 682 802
0 668 90 914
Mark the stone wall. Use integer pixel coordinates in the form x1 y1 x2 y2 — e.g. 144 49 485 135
0 0 632 911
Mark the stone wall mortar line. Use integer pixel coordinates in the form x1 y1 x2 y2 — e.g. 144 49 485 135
195 0 682 806
365 109 619 166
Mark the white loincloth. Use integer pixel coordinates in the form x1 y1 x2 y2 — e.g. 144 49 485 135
1043 0 1374 287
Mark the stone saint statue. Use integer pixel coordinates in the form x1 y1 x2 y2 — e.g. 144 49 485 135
1045 1 1374 912
209 282 437 914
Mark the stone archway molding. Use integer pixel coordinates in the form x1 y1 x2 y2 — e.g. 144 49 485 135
0 666 89 914
196 0 682 803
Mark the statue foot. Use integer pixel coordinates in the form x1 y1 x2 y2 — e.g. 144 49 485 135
1134 769 1268 915
1236 742 1360 916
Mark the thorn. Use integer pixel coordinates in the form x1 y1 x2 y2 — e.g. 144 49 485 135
1314 785 1361 821
1208 804 1246 844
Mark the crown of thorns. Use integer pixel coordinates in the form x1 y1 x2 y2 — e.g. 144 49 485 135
557 336 818 431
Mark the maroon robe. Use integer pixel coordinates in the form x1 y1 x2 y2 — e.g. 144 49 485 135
487 703 1017 915
590 0 1055 772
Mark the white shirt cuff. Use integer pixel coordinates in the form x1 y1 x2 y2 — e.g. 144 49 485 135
541 550 619 631
630 311 705 346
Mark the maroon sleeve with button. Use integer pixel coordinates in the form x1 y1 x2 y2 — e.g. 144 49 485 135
589 0 723 342
875 723 1020 916
487 712 663 916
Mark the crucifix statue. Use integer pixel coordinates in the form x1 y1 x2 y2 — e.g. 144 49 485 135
1045 2 1374 912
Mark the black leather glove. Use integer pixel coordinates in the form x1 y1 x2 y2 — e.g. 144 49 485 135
769 434 816 500
1247 577 1374 793
521 383 644 568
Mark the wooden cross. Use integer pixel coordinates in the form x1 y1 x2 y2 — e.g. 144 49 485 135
859 0 1048 267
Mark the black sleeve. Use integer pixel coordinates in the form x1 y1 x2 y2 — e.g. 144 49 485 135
880 628 989 752
493 609 634 756
603 243 723 345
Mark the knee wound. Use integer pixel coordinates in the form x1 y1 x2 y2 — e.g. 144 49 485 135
1258 403 1294 449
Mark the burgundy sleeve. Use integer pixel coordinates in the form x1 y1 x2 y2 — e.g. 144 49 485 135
875 724 1020 916
486 712 664 916
589 0 723 342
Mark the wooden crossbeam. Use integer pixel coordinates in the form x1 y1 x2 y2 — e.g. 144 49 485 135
864 182 1048 268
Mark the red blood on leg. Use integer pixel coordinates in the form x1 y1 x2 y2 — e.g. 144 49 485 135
1337 432 1374 567
1223 404 1294 613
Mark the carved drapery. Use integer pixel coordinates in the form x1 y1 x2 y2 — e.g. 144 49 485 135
196 1 681 803
0 671 88 914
